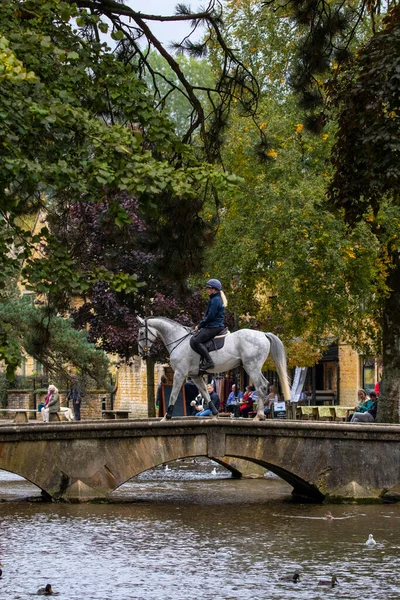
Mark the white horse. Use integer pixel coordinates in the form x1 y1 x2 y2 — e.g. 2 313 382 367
137 317 291 420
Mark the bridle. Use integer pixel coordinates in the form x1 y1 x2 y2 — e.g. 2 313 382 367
138 319 158 357
139 318 192 357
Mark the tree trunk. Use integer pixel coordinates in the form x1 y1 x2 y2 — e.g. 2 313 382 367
146 356 156 418
379 253 400 423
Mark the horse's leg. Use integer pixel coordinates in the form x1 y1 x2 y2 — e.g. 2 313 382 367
247 369 269 421
192 377 219 418
162 372 186 421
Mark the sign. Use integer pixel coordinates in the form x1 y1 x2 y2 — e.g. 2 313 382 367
273 401 287 419
161 385 187 417
291 367 308 403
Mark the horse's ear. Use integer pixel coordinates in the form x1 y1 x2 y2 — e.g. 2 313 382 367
137 316 145 326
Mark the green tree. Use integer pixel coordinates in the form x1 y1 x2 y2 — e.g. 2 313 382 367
0 290 109 383
0 0 243 375
328 5 400 422
203 1 386 378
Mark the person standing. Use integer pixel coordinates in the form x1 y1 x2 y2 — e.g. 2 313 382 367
67 375 82 421
41 385 60 423
184 377 199 414
190 278 227 371
156 375 168 411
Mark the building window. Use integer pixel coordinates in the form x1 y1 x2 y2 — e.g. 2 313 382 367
362 357 375 394
34 360 44 376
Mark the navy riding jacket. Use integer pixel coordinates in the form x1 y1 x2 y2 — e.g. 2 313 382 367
198 292 225 328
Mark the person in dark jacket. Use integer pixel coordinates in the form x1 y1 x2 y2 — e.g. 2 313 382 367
195 384 220 416
190 278 227 371
67 375 82 421
184 377 199 414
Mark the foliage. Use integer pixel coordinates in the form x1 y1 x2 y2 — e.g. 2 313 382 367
0 292 109 383
325 4 400 421
329 5 400 222
0 0 242 289
0 0 243 374
202 1 388 365
64 197 235 360
145 52 215 138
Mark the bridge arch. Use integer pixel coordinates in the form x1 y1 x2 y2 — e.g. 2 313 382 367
0 419 399 502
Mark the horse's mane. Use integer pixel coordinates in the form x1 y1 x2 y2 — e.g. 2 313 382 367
146 316 192 333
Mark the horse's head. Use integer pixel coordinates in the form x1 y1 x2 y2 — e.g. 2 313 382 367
137 317 157 357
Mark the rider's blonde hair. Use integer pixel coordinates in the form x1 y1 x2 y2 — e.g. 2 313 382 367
220 290 228 308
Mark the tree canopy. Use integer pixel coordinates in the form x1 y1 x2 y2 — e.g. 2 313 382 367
0 0 243 377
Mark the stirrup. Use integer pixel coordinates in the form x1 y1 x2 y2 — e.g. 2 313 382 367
199 361 214 373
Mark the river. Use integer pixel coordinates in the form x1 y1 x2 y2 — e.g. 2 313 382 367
0 460 399 599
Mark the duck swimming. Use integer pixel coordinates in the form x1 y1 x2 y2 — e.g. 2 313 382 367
325 511 334 520
0 562 2 578
37 583 53 595
366 534 376 546
280 572 301 583
318 574 338 587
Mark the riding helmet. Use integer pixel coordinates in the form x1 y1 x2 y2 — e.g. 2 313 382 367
206 278 222 291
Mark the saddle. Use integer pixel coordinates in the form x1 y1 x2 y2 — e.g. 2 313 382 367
204 328 230 353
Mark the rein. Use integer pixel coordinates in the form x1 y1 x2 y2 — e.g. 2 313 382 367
142 319 192 356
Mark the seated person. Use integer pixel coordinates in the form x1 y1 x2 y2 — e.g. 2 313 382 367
190 394 205 416
264 384 279 416
351 391 378 423
195 384 220 417
347 388 369 421
240 385 255 418
225 384 243 414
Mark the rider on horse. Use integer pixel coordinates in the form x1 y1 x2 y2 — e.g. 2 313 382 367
190 278 228 371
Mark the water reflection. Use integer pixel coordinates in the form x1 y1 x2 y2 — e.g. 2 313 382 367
0 464 399 599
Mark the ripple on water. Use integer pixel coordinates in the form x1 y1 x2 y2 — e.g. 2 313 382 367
0 467 400 599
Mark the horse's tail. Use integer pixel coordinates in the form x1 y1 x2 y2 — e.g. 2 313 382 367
264 333 291 401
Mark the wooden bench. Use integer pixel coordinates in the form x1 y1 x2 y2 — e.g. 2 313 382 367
330 406 354 421
296 406 332 420
0 409 39 424
296 405 354 421
102 410 130 420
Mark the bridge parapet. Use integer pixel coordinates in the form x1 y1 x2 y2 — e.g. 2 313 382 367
0 419 399 503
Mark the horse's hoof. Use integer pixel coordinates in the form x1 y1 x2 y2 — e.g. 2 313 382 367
164 405 174 420
253 412 266 421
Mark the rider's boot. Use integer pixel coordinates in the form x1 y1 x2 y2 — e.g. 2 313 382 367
199 345 214 371
165 404 174 420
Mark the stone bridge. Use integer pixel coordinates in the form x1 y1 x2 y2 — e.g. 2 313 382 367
0 419 399 503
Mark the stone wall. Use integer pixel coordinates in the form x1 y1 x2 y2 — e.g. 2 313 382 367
6 358 167 420
6 389 109 420
113 358 166 417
